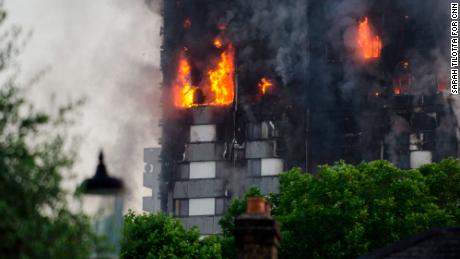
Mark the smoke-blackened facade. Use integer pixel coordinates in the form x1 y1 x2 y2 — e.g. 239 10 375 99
142 0 459 234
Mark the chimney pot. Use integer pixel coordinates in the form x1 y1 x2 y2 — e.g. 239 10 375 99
247 197 269 215
234 197 280 259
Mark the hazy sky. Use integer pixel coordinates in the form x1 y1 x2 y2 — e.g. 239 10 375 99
5 0 162 211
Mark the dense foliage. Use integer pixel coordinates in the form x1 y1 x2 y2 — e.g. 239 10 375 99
220 159 460 259
120 211 221 259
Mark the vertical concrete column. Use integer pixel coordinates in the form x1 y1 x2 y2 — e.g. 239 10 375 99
234 197 280 259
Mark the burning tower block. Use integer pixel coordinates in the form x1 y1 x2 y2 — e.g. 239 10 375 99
144 0 460 234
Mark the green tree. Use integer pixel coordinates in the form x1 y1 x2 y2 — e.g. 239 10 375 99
418 159 460 220
0 4 102 258
120 210 221 259
220 159 460 259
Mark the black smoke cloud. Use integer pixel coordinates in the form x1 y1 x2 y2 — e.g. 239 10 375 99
165 0 458 169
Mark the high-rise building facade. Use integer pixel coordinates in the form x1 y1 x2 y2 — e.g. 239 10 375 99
143 0 459 234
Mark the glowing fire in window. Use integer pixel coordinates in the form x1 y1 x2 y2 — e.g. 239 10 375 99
208 43 235 105
173 42 235 108
173 54 195 108
357 17 382 60
258 77 273 95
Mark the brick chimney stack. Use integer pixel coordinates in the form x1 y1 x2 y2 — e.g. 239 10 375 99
233 197 281 259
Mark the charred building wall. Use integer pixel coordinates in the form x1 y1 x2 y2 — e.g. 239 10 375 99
142 0 459 234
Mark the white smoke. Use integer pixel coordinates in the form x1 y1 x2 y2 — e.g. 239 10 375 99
5 0 162 212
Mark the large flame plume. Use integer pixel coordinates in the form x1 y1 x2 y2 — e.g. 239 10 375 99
208 43 235 105
173 40 235 108
173 53 195 108
357 17 382 60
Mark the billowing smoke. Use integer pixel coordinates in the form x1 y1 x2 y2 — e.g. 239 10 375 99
313 0 455 166
167 0 459 170
7 0 163 211
385 115 410 166
226 0 309 86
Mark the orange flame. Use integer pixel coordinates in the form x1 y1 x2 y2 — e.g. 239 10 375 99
213 38 223 48
258 77 273 95
208 43 235 105
173 54 195 108
357 17 382 59
173 43 235 108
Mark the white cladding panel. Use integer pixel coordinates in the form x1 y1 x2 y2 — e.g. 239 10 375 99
410 151 432 169
189 198 215 216
261 158 283 176
190 125 216 142
189 161 216 179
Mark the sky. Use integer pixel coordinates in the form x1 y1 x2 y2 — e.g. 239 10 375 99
4 0 162 212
